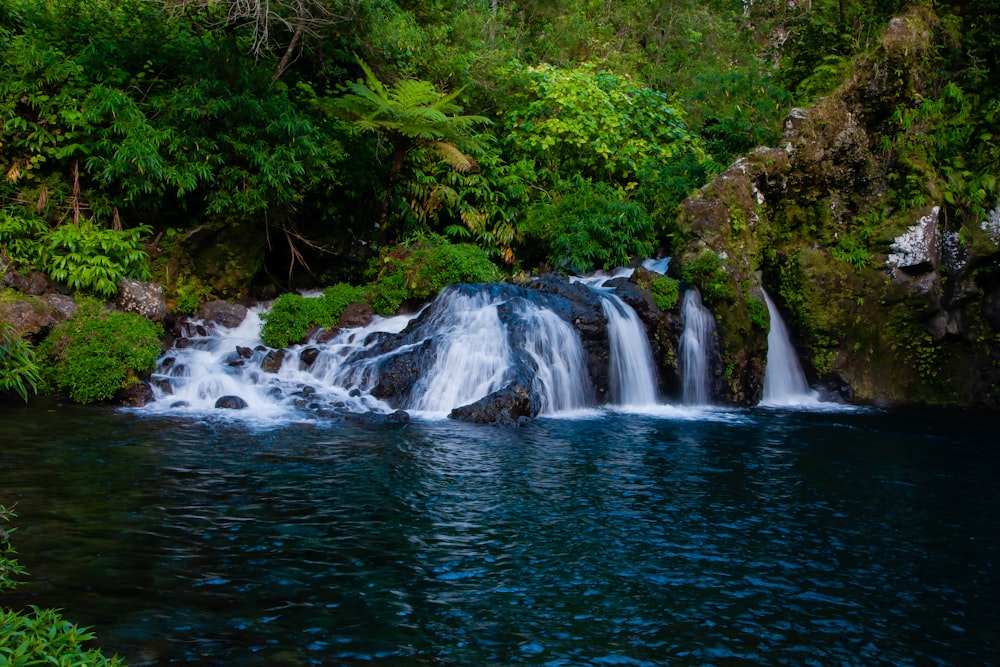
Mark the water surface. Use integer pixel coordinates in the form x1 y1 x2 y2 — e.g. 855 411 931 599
1 399 997 666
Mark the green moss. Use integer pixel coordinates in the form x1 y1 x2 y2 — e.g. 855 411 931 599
651 276 680 311
260 283 367 348
680 249 734 304
37 305 162 404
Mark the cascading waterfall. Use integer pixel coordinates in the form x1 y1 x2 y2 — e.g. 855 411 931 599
679 288 715 405
602 295 659 406
574 270 660 406
761 290 815 405
409 290 512 413
145 263 674 421
518 306 594 413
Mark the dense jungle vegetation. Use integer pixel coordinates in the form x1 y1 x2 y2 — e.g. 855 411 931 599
0 0 993 301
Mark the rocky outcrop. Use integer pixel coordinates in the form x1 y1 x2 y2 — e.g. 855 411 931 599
668 4 1000 408
117 279 167 323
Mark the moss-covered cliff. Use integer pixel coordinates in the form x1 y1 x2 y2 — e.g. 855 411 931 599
670 3 1000 408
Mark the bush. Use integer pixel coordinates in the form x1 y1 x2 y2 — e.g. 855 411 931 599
366 236 502 315
39 220 152 298
259 283 367 348
0 322 42 402
651 276 680 311
518 178 654 274
747 296 769 330
1 506 122 666
38 305 162 403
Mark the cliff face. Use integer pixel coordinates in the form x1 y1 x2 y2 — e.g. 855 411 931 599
670 5 1000 408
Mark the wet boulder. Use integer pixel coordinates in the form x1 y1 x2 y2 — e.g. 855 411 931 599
198 300 248 329
261 349 286 373
215 395 249 409
449 381 541 425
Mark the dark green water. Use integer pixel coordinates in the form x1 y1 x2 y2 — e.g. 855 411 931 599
1 399 997 666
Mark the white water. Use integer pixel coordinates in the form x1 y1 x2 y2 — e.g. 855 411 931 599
574 270 660 406
145 266 725 421
410 290 512 413
602 295 659 406
519 306 594 413
761 290 816 406
679 289 716 405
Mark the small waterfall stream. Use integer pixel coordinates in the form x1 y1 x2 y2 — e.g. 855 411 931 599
679 289 715 405
602 295 659 406
761 290 815 405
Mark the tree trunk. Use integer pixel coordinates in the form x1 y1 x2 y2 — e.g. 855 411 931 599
378 141 409 246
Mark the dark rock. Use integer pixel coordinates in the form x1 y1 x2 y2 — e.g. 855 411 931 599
198 300 248 328
299 347 320 369
215 395 248 409
3 268 51 296
0 299 58 340
170 400 190 408
449 381 541 425
982 287 1000 332
316 327 340 344
117 382 154 407
339 302 375 328
175 338 194 349
261 349 285 373
236 345 254 358
117 279 167 322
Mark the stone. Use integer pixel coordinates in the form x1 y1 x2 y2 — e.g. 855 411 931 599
43 293 78 320
299 347 320 369
117 382 154 407
215 395 248 409
261 349 286 373
3 268 51 296
886 207 940 276
0 300 58 339
338 302 375 328
198 300 248 329
117 279 167 322
449 382 541 425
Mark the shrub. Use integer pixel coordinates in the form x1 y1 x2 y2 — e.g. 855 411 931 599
38 220 152 298
1 506 122 666
0 211 47 266
38 305 162 403
651 276 680 311
518 178 654 274
0 322 42 402
366 236 502 315
259 283 367 348
747 296 769 330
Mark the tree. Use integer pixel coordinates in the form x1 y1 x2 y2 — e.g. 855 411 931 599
319 59 491 245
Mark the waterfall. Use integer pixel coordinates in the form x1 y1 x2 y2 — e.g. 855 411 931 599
679 289 715 405
761 290 814 405
602 295 658 406
518 305 594 413
410 290 512 413
573 271 660 406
